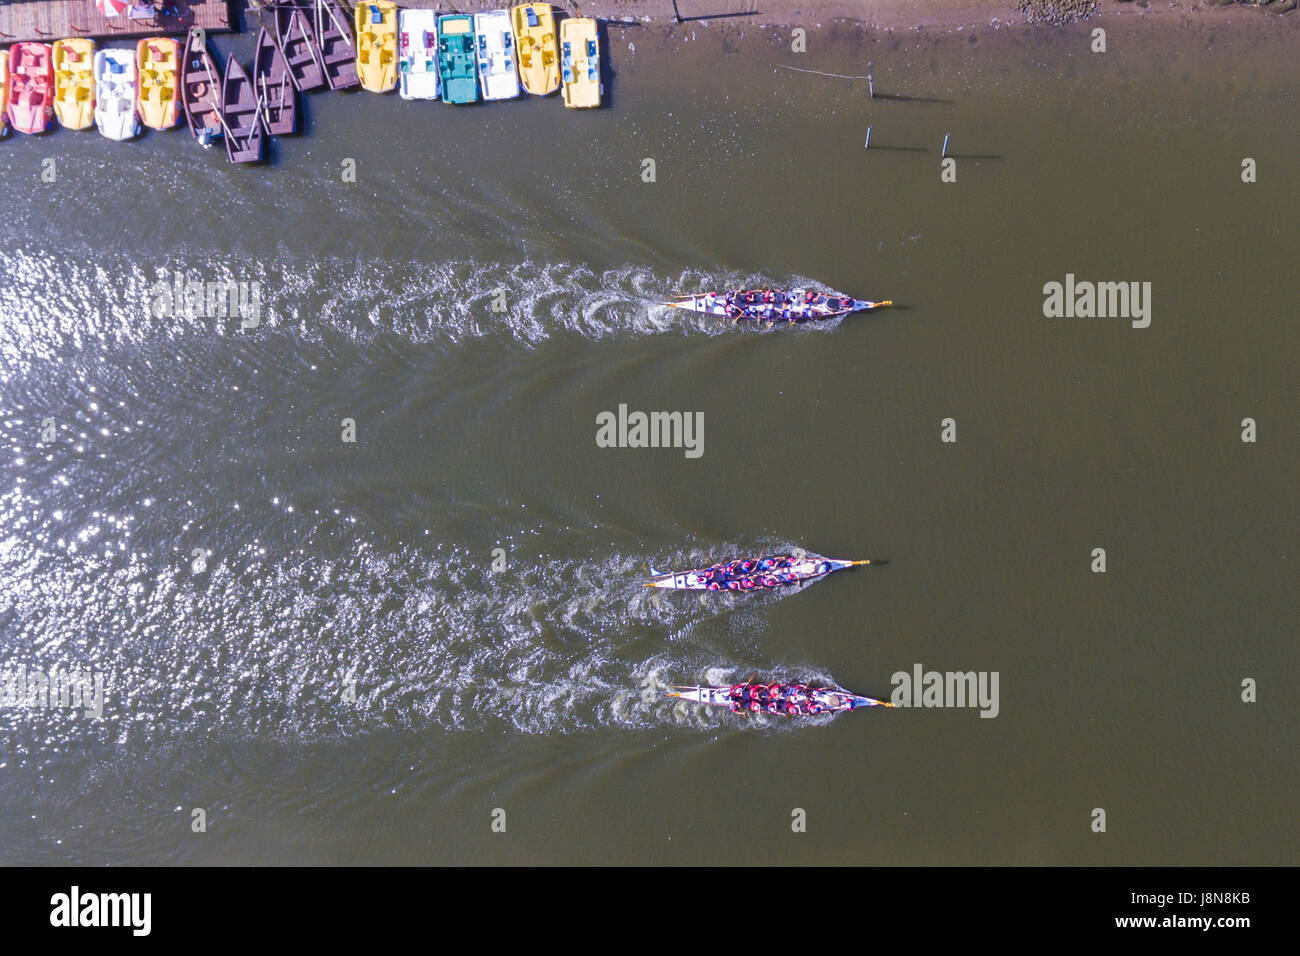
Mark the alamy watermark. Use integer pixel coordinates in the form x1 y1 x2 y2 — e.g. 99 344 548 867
891 663 999 718
1042 273 1151 328
595 404 704 459
1 664 106 718
146 268 262 329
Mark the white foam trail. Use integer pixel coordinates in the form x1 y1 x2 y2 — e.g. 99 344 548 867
0 246 851 367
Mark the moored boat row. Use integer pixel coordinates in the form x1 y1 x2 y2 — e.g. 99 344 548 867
1 3 601 150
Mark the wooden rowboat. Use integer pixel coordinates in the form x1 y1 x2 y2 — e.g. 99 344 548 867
180 28 223 148
253 26 297 136
221 53 264 165
275 3 326 92
316 0 360 90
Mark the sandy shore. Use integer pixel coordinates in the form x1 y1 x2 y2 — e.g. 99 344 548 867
312 0 1295 29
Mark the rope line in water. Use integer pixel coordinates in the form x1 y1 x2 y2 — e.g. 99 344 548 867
775 65 871 80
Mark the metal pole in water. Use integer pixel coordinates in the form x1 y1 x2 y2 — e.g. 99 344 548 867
942 133 950 157
865 126 871 149
868 68 874 99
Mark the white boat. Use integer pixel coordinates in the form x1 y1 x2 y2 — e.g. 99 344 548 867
397 8 440 100
473 10 520 101
93 49 141 142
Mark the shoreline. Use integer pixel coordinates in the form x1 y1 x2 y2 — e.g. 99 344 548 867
298 0 1295 30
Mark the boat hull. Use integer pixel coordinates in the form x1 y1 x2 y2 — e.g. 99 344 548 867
645 556 868 591
93 50 140 141
221 53 264 165
667 684 891 714
667 289 891 322
475 10 521 101
560 17 600 109
438 14 480 105
398 9 440 100
510 3 559 96
316 0 360 90
6 43 56 135
276 5 326 92
136 37 181 130
0 51 9 138
53 39 96 131
181 29 224 146
356 0 399 93
253 26 298 136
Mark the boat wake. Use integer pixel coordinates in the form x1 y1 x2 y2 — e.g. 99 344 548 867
0 246 857 367
0 489 846 773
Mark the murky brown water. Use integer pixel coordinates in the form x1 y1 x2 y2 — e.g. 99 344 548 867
0 15 1295 864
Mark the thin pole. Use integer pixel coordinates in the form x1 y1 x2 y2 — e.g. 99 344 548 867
864 126 871 149
942 133 949 157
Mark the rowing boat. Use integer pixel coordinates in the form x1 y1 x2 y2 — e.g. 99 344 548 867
316 0 360 90
275 3 326 92
253 26 297 136
180 28 223 147
666 289 892 323
53 39 95 131
644 555 871 591
667 682 893 716
220 53 263 165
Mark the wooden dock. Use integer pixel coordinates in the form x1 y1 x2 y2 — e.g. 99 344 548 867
0 1 233 44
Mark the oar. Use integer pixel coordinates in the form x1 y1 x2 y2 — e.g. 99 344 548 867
322 0 354 53
202 59 238 143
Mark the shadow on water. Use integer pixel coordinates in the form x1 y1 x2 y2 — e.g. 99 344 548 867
598 16 616 110
871 92 956 105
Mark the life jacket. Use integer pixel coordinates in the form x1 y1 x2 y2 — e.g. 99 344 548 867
762 576 778 587
707 582 720 591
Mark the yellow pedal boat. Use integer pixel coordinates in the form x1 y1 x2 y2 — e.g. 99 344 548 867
53 38 96 130
559 17 599 108
511 4 559 96
355 0 398 93
136 37 180 130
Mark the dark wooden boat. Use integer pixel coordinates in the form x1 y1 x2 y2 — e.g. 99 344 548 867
275 4 326 92
221 53 264 164
315 0 360 90
253 26 297 136
180 28 223 148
